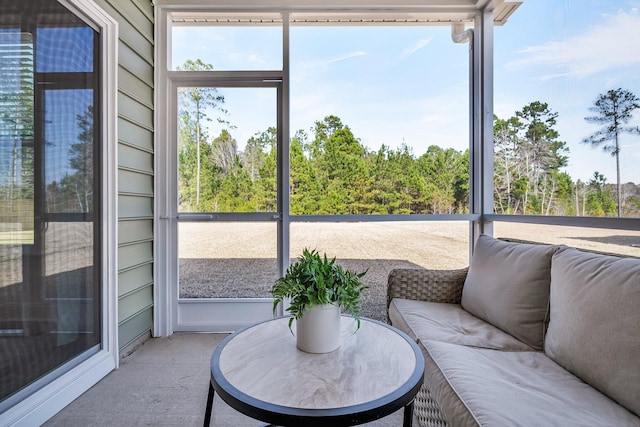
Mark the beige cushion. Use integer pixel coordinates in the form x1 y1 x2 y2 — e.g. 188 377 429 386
389 298 535 351
545 248 640 417
421 342 479 427
422 340 640 426
461 235 558 350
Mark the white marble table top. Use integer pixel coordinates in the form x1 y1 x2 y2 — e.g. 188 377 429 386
216 316 419 410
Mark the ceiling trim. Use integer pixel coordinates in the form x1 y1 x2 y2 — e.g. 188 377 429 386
165 1 523 26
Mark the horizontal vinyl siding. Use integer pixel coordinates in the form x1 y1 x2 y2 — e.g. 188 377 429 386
118 263 153 296
118 169 153 195
118 241 154 278
118 143 153 173
108 0 154 45
118 219 154 244
119 93 153 128
118 307 153 350
119 42 153 83
118 284 153 324
119 194 153 218
119 68 153 108
119 118 154 152
97 0 154 352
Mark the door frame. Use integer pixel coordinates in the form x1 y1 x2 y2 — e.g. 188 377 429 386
160 73 287 333
155 8 291 336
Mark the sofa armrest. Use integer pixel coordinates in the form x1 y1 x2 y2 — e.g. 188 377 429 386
387 267 469 307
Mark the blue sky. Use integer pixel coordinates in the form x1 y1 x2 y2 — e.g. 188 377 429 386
172 0 640 185
494 0 640 185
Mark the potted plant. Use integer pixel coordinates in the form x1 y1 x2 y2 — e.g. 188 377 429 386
272 248 367 353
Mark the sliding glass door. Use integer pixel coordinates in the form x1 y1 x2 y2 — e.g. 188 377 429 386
0 0 101 410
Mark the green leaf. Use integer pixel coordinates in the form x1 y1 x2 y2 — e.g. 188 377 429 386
271 248 367 322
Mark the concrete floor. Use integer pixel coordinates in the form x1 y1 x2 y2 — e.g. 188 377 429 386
45 333 410 426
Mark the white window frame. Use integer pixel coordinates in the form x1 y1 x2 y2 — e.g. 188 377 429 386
0 0 119 425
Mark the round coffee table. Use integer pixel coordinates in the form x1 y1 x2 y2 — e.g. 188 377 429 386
204 316 424 426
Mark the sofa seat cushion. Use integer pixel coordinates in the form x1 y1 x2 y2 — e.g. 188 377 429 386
389 298 535 351
422 340 640 427
546 248 640 417
461 235 559 351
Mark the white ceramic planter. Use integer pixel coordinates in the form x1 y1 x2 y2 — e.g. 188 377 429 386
296 303 341 353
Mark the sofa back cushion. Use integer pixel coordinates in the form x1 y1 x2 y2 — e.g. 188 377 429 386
461 235 558 350
545 248 640 417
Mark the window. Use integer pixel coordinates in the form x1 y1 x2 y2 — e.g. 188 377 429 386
290 23 470 215
177 87 278 213
172 19 282 71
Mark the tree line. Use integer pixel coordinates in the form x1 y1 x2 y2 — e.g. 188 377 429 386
178 60 640 218
179 116 469 214
180 105 640 218
494 89 640 217
3 61 638 225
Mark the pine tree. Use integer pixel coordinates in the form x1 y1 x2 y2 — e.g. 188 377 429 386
582 88 640 217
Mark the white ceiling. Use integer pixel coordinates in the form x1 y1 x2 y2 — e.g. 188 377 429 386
161 0 523 26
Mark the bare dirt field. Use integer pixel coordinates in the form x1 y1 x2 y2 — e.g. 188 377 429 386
179 221 640 322
2 220 639 323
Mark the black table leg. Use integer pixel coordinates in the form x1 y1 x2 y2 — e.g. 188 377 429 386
403 399 415 427
204 382 215 427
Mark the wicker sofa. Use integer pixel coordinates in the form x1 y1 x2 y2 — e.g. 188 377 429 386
387 235 640 426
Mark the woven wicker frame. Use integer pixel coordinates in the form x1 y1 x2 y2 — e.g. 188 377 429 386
415 384 449 427
387 267 468 310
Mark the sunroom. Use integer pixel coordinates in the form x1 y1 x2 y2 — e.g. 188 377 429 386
1 0 639 425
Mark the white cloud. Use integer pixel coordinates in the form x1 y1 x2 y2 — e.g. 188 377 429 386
400 38 433 59
508 9 640 80
300 51 367 69
228 52 266 65
327 50 367 65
